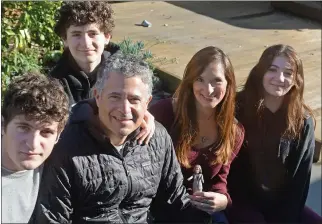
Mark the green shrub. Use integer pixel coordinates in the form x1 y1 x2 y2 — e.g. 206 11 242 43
117 38 154 68
117 38 163 91
1 1 63 91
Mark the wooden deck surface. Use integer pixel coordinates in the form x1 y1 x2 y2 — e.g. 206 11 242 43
112 1 321 139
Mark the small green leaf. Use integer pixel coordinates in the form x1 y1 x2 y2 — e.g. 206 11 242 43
24 29 31 43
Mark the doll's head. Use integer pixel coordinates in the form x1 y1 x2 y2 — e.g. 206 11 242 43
194 165 202 174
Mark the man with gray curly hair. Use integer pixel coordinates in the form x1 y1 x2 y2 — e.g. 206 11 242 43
35 54 211 223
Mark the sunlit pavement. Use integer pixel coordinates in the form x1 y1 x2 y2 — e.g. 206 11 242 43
306 163 321 215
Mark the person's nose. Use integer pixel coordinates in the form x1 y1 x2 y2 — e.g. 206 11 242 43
80 33 92 49
277 71 285 82
120 99 131 115
25 132 41 151
205 83 214 96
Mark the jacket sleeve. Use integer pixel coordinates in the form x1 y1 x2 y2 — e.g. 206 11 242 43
150 131 211 223
277 116 315 222
33 143 75 223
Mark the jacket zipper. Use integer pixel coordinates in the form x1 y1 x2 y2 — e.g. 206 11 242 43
122 143 133 200
123 160 132 199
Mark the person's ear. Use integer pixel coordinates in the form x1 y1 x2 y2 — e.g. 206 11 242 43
55 133 61 144
146 95 152 107
62 37 69 48
104 33 111 45
93 88 101 107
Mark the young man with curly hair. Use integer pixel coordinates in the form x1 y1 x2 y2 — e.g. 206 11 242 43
51 1 155 145
1 73 70 223
51 1 118 105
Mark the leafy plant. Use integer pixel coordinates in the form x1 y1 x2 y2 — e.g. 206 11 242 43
117 38 164 92
117 38 154 69
1 48 41 96
1 1 63 51
1 1 63 94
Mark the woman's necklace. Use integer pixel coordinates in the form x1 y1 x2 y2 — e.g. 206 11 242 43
201 136 208 143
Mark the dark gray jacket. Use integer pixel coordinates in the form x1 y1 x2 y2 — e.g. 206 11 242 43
34 100 211 223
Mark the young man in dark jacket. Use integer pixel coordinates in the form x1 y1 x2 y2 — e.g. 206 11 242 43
34 53 212 223
51 1 154 145
50 1 119 105
2 73 69 223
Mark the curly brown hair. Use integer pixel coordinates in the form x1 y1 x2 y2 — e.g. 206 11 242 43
2 72 70 132
54 1 115 39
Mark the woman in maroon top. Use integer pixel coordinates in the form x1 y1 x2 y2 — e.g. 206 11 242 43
227 44 322 223
149 46 245 223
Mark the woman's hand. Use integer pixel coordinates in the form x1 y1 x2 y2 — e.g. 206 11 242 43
137 110 155 145
189 191 228 214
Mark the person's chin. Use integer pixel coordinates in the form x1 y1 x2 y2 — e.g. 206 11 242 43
200 99 219 108
119 128 132 137
269 90 284 97
21 161 42 170
80 55 98 63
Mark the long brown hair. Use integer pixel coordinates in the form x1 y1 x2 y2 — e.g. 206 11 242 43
173 46 237 167
240 44 315 138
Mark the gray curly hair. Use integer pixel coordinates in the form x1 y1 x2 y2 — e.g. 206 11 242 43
95 53 153 98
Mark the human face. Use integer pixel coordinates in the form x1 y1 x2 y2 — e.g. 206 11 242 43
64 23 111 69
94 72 152 143
263 56 294 97
1 115 60 171
193 61 227 109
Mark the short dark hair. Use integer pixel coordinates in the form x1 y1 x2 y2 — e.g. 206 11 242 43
54 1 115 39
2 72 69 132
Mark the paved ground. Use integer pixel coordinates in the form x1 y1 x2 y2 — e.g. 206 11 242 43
307 163 322 215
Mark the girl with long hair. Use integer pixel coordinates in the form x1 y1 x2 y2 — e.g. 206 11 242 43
227 44 321 223
149 46 245 223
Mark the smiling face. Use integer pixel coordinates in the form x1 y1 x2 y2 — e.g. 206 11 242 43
64 23 111 69
1 115 60 171
262 56 294 97
94 72 151 142
192 61 227 109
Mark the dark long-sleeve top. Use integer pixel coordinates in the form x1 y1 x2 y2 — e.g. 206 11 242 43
227 92 316 222
149 98 245 205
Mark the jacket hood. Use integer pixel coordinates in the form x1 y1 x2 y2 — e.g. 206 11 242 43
69 99 97 124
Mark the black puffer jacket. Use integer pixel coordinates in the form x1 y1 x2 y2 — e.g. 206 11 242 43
34 100 211 223
50 43 120 105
